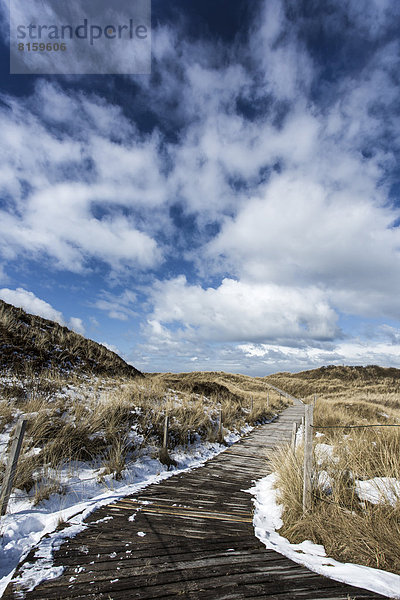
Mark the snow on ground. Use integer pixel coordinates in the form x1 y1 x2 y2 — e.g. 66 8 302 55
355 477 400 507
0 430 11 462
295 423 304 446
314 442 335 462
316 469 333 494
251 473 400 599
0 434 246 597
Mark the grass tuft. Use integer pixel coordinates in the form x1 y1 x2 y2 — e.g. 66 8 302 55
1 370 287 503
269 366 400 574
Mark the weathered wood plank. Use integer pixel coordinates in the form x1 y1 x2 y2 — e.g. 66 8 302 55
21 566 382 600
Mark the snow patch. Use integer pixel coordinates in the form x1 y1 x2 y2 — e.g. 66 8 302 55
355 477 400 507
0 434 243 597
314 443 335 462
250 473 400 599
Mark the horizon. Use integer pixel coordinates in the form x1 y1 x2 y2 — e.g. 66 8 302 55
2 294 395 379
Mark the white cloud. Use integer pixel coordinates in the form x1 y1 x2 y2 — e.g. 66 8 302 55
0 287 65 324
204 171 400 320
150 276 338 343
100 341 120 355
249 0 314 100
238 339 400 372
0 287 87 338
69 317 85 335
0 171 163 275
145 318 182 350
0 85 166 275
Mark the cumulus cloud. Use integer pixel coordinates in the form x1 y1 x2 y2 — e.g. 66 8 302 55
204 172 400 318
238 339 400 373
0 85 166 275
0 184 161 273
0 287 65 324
0 287 87 337
150 276 338 343
69 317 85 335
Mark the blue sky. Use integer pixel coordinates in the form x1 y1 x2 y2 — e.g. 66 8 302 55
1 0 400 375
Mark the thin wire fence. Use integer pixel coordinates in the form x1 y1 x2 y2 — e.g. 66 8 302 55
311 423 400 429
292 407 400 514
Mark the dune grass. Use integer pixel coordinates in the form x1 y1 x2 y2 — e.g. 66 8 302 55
0 299 142 377
267 366 400 574
0 370 287 504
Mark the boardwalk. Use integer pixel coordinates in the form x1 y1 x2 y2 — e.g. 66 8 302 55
4 402 387 599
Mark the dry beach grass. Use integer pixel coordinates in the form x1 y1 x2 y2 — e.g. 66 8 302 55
266 366 400 574
0 370 285 504
0 299 141 377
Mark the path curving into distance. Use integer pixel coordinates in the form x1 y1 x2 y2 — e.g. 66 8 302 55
3 401 386 599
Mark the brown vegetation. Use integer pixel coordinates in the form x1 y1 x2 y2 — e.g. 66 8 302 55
268 365 400 574
0 370 287 504
0 299 142 377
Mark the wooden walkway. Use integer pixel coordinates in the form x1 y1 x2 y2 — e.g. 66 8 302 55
4 403 387 599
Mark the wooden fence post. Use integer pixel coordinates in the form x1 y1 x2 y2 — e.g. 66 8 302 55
0 418 27 516
302 404 314 513
314 393 317 408
159 415 176 468
250 396 254 414
163 415 169 450
291 421 297 453
218 409 223 440
267 391 269 408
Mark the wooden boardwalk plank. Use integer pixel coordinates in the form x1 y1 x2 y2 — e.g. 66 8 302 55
3 404 387 599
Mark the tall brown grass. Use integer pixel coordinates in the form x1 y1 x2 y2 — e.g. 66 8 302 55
268 366 400 574
0 370 287 503
0 299 142 377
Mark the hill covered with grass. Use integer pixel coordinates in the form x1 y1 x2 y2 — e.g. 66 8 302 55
0 299 142 377
265 364 400 400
